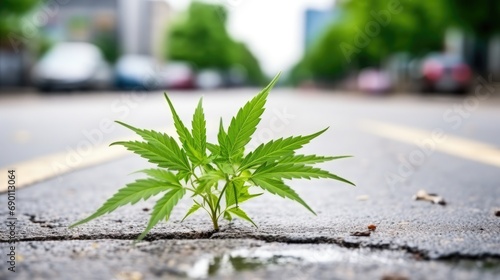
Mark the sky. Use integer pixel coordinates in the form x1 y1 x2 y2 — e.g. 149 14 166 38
165 0 334 76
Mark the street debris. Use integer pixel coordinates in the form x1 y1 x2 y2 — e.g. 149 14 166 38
351 224 377 236
356 195 370 201
350 230 371 237
381 273 409 280
413 189 446 205
494 209 500 217
116 271 143 280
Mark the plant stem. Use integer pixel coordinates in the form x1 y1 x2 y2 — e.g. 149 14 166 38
211 214 219 231
215 181 229 214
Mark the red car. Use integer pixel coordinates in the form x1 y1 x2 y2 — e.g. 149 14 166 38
419 53 472 93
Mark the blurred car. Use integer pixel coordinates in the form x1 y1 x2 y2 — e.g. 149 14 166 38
157 62 195 89
418 53 472 93
357 68 392 94
115 55 159 90
195 69 224 90
32 42 112 91
225 66 248 87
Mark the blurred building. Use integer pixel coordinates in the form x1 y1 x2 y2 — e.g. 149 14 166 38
119 0 172 59
0 0 172 87
304 8 341 52
42 0 171 59
42 0 117 40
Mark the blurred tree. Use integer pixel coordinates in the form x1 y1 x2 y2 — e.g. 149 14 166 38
292 0 452 83
94 32 120 63
448 0 500 38
230 42 265 85
340 1 450 57
167 2 233 69
0 0 39 44
165 1 264 84
447 0 500 74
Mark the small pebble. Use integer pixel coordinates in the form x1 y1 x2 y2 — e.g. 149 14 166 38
356 195 369 201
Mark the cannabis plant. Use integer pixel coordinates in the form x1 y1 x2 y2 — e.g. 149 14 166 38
70 74 354 240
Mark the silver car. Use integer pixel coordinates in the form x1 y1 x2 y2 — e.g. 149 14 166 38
32 42 112 91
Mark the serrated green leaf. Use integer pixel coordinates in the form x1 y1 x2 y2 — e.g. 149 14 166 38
137 169 181 186
112 121 191 172
228 207 258 227
217 162 235 175
114 121 168 145
251 177 316 215
164 93 192 144
207 142 220 155
239 128 328 170
217 118 228 158
181 203 201 222
111 140 190 172
194 170 225 195
198 170 225 185
223 211 232 221
253 163 355 185
278 155 352 165
226 73 280 159
70 178 176 228
137 187 186 240
225 180 240 207
192 97 207 159
240 192 264 202
225 180 262 208
164 93 203 165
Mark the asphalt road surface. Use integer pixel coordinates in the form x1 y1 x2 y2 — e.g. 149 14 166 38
1 88 499 279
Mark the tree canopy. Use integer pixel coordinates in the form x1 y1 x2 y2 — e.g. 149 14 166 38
448 0 500 38
166 2 264 84
0 0 40 43
291 0 498 83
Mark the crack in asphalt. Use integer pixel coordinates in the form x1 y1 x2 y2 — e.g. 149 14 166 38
2 231 499 261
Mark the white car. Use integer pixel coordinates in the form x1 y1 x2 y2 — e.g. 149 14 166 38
32 42 112 91
195 69 224 90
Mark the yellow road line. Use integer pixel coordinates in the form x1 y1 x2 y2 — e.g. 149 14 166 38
0 126 175 193
360 120 500 168
0 146 129 193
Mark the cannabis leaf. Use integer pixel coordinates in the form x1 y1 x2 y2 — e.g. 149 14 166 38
225 74 280 159
70 178 180 228
70 73 354 241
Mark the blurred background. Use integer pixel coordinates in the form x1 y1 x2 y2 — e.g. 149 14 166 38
1 0 499 94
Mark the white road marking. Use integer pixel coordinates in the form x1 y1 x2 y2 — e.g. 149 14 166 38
360 120 500 168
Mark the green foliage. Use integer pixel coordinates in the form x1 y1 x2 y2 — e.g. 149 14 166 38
166 2 233 69
94 31 120 63
70 74 354 241
0 0 39 42
165 1 264 84
292 0 454 82
231 42 266 85
447 0 500 38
